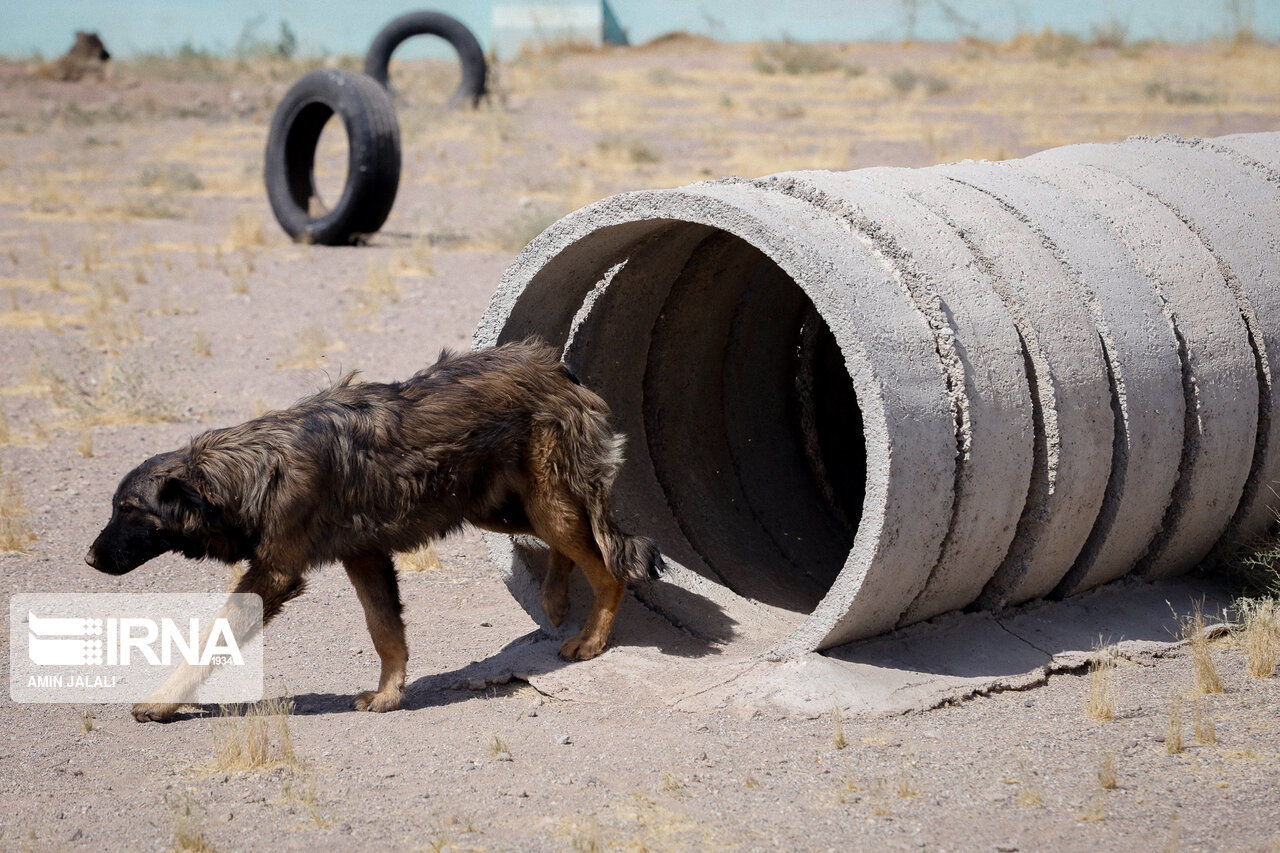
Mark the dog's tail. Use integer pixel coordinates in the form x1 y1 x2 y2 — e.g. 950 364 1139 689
587 497 665 583
552 373 666 584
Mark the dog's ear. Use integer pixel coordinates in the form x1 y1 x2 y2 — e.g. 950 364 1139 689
158 475 211 523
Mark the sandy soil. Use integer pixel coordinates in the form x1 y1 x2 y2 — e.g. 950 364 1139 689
1 38 1279 851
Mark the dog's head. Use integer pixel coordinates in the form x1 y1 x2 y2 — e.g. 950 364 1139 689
72 31 110 62
86 451 212 575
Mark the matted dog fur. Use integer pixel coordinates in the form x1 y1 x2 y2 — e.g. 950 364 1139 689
86 340 662 721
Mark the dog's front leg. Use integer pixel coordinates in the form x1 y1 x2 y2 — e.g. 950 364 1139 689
342 553 407 713
132 561 305 723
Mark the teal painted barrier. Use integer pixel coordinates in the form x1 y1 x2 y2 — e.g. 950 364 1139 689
4 0 1275 59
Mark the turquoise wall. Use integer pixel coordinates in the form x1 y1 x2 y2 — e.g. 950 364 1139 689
3 1 1275 59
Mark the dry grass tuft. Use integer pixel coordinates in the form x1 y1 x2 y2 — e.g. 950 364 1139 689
168 792 214 853
81 238 101 273
137 163 203 193
281 767 330 828
894 763 922 799
352 258 401 317
1019 28 1085 65
1086 641 1117 721
1192 697 1217 745
396 544 443 573
1238 597 1279 678
0 464 36 552
1163 810 1181 852
494 204 569 254
889 67 951 97
831 702 847 750
225 211 266 251
0 404 10 446
279 324 339 370
86 280 141 351
595 131 662 165
44 258 62 291
1015 761 1042 807
488 734 511 758
1098 751 1118 789
1182 601 1224 695
660 770 684 793
192 331 212 357
227 261 249 296
409 236 435 275
79 708 95 733
1143 80 1222 105
76 429 93 458
366 257 400 302
1166 696 1184 755
41 355 182 428
751 38 856 76
210 695 297 773
1078 794 1107 822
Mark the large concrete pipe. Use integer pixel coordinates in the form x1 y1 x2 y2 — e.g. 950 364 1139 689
474 131 1280 656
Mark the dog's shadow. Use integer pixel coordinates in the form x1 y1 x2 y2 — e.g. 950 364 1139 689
285 575 737 717
283 630 564 716
153 567 737 722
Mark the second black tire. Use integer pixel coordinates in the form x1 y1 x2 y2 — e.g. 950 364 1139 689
364 11 487 108
264 69 401 246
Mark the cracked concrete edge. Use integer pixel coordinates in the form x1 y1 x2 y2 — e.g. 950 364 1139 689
678 577 1235 719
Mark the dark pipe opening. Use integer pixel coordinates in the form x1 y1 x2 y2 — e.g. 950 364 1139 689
638 230 863 613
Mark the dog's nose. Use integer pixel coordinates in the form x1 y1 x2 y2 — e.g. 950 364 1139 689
84 550 98 569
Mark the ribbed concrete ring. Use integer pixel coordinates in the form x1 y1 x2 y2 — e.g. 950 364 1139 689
765 168 1034 622
1023 149 1256 581
1049 138 1280 552
867 167 1114 618
939 160 1185 602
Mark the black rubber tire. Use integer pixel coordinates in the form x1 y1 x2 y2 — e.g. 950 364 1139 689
264 69 401 246
364 11 487 108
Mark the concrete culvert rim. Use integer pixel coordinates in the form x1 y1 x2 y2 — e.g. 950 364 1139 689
475 182 960 655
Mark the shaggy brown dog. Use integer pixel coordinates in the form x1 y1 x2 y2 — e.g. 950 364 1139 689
86 341 662 722
34 32 111 82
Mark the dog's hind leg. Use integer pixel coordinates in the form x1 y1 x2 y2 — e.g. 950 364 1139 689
528 497 623 661
470 502 572 628
342 553 407 713
541 550 573 627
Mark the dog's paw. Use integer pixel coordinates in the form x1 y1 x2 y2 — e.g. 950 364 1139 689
559 632 607 661
353 689 402 713
132 702 180 723
541 587 570 627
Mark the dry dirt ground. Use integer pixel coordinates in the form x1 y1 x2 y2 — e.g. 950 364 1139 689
1 36 1279 851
